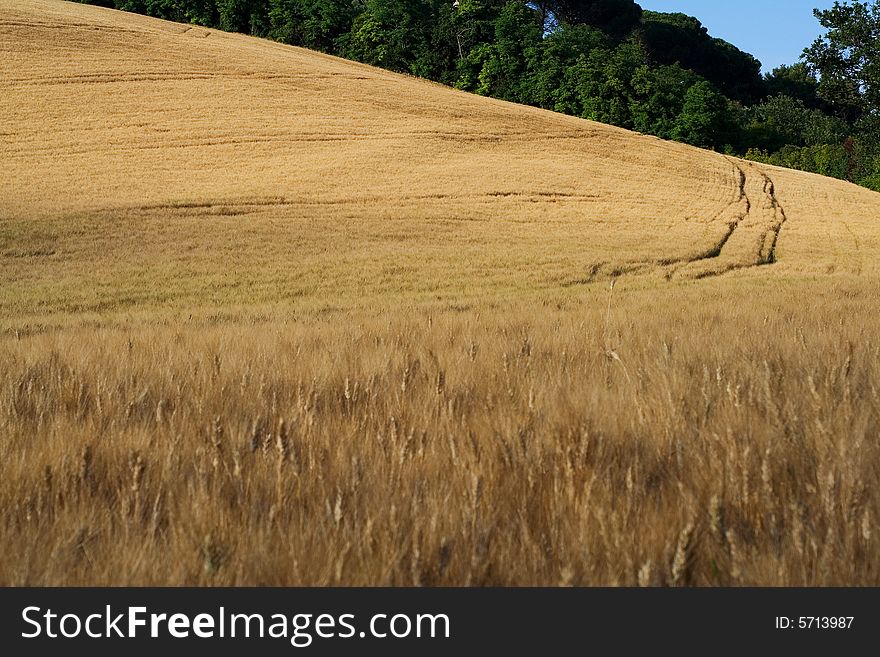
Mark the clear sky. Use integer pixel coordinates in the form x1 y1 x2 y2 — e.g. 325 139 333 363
638 1 839 72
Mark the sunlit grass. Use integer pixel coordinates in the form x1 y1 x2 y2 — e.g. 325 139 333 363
1 0 879 586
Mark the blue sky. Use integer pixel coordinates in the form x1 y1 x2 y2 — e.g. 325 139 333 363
638 1 839 72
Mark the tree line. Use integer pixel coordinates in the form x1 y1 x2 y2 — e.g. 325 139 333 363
78 1 880 192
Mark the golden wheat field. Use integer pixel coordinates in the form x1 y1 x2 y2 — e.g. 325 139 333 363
1 0 880 586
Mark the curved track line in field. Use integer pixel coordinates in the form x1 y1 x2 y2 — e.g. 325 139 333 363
690 161 748 261
668 158 788 279
754 165 788 265
566 157 791 285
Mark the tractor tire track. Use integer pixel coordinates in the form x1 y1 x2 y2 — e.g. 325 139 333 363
755 166 788 265
671 158 788 280
569 157 790 285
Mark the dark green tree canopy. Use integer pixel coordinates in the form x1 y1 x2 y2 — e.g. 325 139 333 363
549 0 642 39
637 11 764 104
764 63 824 109
268 1 357 51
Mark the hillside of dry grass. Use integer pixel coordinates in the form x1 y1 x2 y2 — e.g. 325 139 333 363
1 0 879 586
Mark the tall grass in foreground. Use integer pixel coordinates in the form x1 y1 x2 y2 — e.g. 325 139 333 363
1 286 877 586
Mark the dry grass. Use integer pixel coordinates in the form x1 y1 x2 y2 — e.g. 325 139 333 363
3 283 879 586
1 1 879 586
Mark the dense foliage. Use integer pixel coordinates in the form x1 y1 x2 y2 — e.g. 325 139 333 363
78 0 880 191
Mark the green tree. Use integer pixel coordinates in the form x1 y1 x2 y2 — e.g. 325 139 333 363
84 1 224 27
637 11 764 104
804 0 880 120
268 0 356 50
216 0 268 35
455 2 542 102
565 42 645 128
673 80 731 149
527 23 609 112
550 0 642 39
116 0 183 21
852 114 880 186
345 0 433 73
764 63 824 109
630 64 701 139
425 0 510 84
